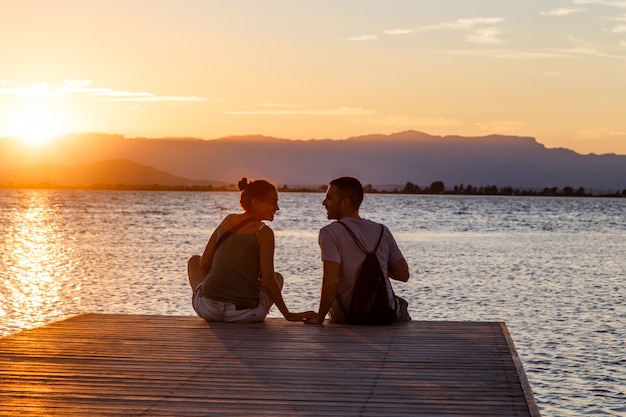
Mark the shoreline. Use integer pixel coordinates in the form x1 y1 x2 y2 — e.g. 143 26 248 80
1 183 625 197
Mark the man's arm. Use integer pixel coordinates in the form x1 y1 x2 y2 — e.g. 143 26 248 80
388 257 410 282
306 260 341 325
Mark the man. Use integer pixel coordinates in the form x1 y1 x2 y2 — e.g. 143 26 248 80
306 177 411 325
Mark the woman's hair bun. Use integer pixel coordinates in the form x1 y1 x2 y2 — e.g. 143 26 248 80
238 178 276 211
238 177 250 191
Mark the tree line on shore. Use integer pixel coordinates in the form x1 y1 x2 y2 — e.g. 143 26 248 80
282 181 626 197
2 180 625 197
395 181 626 197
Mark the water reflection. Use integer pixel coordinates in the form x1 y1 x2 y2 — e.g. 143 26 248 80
1 190 76 333
1 190 625 416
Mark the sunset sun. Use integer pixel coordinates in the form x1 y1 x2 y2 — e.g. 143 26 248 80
11 104 68 146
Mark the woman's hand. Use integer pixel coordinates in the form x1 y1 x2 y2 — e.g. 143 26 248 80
303 313 325 325
285 311 317 322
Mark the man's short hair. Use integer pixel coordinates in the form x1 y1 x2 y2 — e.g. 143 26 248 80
329 177 364 210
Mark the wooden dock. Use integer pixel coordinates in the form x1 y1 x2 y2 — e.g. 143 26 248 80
0 314 540 416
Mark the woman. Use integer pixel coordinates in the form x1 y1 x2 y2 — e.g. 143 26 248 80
188 178 315 323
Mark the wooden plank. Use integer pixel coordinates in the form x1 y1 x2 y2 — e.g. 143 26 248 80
0 314 540 416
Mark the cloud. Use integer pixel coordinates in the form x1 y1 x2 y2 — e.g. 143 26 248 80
420 17 506 45
540 8 585 16
0 79 212 103
474 120 525 133
446 36 626 60
257 103 304 108
564 35 626 57
573 0 626 7
383 28 415 36
343 17 507 45
0 82 66 98
344 17 506 44
342 34 378 42
466 27 505 45
97 94 210 103
227 107 373 116
367 115 464 129
421 17 505 31
574 127 626 140
609 24 626 33
444 48 572 60
58 79 107 93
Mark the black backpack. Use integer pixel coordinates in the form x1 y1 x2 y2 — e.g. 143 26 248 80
336 221 397 325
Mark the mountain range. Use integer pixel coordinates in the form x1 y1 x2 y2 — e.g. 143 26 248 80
1 130 625 193
0 159 220 188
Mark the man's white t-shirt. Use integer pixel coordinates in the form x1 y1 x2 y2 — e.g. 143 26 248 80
318 217 405 323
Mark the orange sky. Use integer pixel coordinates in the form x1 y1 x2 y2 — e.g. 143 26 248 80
2 1 626 154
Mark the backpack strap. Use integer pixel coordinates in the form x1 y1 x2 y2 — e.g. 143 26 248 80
214 217 258 252
337 220 384 254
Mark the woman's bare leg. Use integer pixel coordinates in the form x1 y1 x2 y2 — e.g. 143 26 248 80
274 272 284 290
187 255 205 291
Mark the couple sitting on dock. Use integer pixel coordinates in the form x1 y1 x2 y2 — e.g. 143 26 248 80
187 176 411 325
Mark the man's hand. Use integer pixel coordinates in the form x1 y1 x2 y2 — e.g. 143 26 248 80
304 313 325 325
286 311 317 322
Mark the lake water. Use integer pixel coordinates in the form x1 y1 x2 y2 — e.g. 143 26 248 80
1 189 625 416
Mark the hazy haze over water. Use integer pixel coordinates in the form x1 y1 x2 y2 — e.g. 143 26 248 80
1 189 625 416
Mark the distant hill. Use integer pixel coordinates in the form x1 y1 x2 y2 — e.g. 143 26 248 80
1 131 625 192
0 159 221 188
